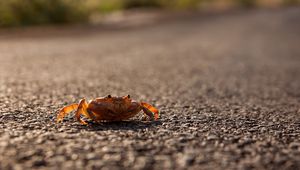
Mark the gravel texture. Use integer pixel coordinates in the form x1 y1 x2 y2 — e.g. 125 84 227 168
0 7 300 170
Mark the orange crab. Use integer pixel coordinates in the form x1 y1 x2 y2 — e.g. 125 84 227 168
56 95 159 125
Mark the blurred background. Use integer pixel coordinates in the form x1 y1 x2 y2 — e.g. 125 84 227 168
0 0 299 27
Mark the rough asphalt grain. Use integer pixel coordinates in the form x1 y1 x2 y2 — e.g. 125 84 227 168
0 8 300 170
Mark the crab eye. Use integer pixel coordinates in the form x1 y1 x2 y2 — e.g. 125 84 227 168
107 95 112 98
127 95 130 98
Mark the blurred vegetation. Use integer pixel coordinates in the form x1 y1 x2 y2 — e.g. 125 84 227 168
0 0 299 27
0 0 90 26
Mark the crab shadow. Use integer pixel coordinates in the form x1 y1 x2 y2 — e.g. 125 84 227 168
73 120 162 131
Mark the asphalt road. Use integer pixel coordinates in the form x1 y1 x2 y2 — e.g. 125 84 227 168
0 7 300 170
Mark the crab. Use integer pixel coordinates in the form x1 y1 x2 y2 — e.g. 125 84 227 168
56 95 159 125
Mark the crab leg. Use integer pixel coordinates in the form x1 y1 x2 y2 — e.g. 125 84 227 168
140 102 159 120
75 98 91 125
57 103 78 123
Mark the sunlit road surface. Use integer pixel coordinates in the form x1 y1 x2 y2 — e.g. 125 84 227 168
0 7 299 170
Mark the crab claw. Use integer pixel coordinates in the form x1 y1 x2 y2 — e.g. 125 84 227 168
57 103 79 123
140 102 159 120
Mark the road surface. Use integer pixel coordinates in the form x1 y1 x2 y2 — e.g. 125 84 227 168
0 7 300 170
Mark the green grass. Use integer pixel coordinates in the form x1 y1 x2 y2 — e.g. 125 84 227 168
0 0 90 27
0 0 299 27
